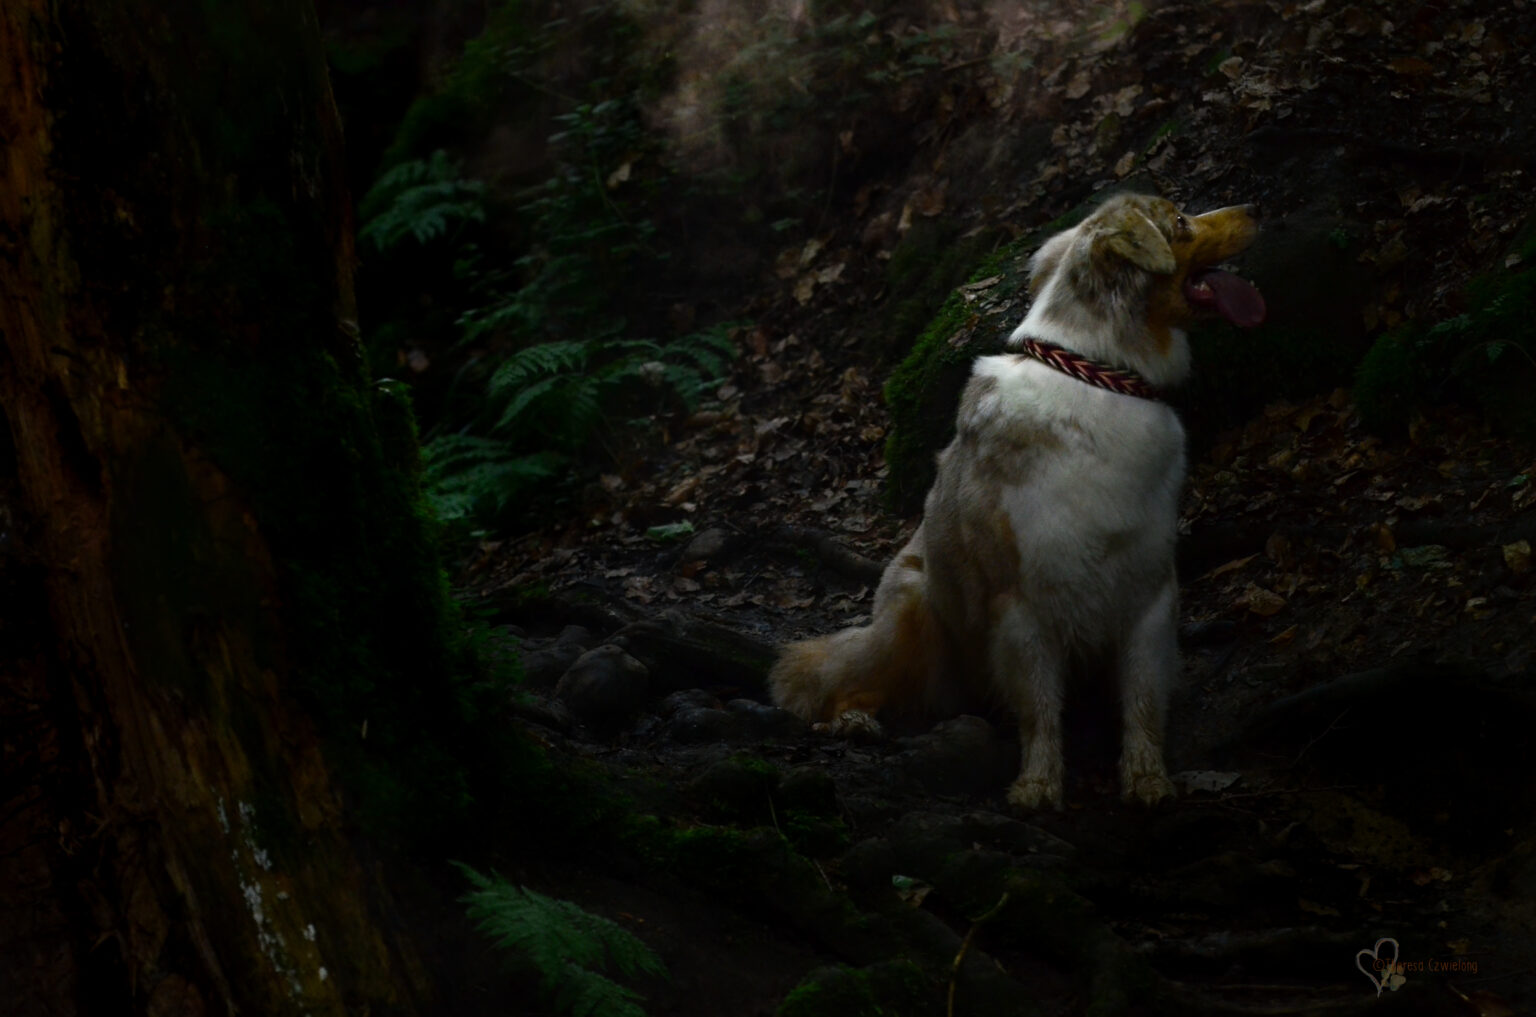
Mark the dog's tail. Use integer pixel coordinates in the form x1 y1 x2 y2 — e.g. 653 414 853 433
770 543 941 723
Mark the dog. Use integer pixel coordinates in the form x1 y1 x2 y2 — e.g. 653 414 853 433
771 193 1265 809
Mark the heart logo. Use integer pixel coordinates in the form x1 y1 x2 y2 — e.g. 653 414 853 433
1355 937 1401 997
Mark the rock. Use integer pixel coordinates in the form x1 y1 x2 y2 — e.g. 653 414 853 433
508 696 573 733
839 837 902 897
554 644 650 718
778 767 839 817
668 706 737 743
1173 770 1242 794
688 756 780 821
956 811 1075 861
882 813 975 878
657 688 722 716
725 698 807 739
679 526 734 566
898 715 1014 795
515 625 595 689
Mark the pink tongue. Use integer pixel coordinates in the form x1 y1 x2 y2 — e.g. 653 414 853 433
1195 268 1266 327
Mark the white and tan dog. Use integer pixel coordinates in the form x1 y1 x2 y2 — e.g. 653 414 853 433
771 193 1265 808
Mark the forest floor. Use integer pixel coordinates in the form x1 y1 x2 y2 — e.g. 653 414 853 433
443 2 1536 1014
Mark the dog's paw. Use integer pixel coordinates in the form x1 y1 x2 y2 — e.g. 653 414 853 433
1121 771 1176 807
1007 775 1064 811
814 709 884 741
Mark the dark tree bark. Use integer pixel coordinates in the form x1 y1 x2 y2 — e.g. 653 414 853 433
0 3 452 1014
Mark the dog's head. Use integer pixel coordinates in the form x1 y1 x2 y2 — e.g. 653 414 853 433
1025 194 1265 361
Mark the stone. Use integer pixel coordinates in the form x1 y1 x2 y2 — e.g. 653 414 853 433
554 644 650 718
899 715 1014 795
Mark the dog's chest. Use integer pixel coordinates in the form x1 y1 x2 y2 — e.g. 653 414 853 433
966 355 1185 568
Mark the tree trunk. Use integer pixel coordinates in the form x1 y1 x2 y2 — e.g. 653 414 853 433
0 3 452 1013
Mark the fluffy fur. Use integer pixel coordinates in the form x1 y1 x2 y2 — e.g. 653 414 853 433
770 193 1261 809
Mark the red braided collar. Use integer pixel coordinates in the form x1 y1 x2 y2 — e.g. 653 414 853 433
1013 337 1162 401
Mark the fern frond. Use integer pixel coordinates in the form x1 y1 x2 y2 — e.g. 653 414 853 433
669 327 738 379
422 441 563 522
561 376 606 443
553 963 648 1017
359 150 486 253
658 362 709 410
486 341 589 398
452 864 666 1017
492 372 567 435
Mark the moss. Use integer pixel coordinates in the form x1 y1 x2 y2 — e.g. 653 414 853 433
660 824 765 880
993 870 1157 1017
1356 228 1536 436
688 755 781 823
777 960 932 1017
881 233 1033 514
784 811 850 858
882 221 1003 357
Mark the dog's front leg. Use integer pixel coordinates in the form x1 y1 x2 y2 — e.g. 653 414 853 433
1118 577 1178 806
993 601 1066 810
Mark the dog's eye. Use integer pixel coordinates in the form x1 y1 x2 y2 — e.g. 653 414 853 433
1175 215 1189 232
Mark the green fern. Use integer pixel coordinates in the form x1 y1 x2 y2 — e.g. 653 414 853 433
359 150 487 252
454 863 666 1017
421 435 564 523
423 328 739 527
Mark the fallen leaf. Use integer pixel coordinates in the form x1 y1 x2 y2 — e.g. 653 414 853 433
1240 584 1287 616
1203 553 1258 580
1459 990 1514 1017
664 475 702 505
815 261 845 285
1397 545 1451 569
1173 770 1241 793
891 874 933 906
912 179 947 217
1503 540 1531 575
959 275 1001 294
1388 56 1434 76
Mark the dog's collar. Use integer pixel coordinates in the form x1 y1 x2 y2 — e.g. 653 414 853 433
1012 337 1162 401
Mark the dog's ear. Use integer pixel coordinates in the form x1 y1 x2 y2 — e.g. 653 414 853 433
1027 231 1072 294
1096 212 1176 275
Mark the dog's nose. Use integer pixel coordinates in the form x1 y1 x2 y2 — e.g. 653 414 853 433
1242 203 1260 220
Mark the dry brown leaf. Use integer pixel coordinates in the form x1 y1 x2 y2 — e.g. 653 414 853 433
665 474 702 505
815 262 845 285
1502 540 1531 575
1459 991 1515 1017
1266 531 1294 568
912 179 947 217
1388 56 1434 76
1204 553 1258 580
1240 584 1287 617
